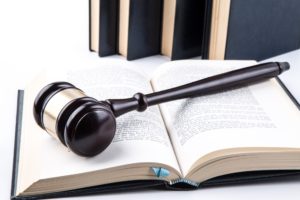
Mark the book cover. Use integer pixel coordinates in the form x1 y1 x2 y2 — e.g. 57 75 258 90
208 0 300 60
89 0 118 56
171 0 207 60
161 0 210 60
119 0 163 60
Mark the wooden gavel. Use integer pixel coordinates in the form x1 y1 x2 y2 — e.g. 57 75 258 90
33 62 289 157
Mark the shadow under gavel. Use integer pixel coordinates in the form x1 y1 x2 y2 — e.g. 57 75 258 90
33 62 289 157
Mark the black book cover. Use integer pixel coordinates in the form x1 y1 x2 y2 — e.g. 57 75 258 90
171 0 207 60
11 90 300 199
89 0 118 57
200 0 213 59
276 78 300 110
126 0 163 60
225 0 300 60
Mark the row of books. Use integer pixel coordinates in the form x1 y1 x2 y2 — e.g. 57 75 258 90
89 0 300 61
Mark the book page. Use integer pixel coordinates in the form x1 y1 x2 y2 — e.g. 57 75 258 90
65 67 178 163
151 60 300 177
17 66 179 194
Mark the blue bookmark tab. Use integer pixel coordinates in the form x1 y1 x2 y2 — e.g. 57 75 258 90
151 167 170 178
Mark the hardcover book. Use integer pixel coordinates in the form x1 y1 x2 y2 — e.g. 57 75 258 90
11 60 300 199
161 0 211 60
118 0 163 60
207 0 300 60
89 0 118 56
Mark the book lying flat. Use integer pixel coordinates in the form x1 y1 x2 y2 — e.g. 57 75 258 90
11 60 300 199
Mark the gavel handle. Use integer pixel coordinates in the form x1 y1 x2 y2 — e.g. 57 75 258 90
107 62 289 117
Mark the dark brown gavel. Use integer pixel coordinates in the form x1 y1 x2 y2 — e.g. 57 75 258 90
33 62 289 157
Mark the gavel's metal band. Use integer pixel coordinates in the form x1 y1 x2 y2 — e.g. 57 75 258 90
43 88 86 139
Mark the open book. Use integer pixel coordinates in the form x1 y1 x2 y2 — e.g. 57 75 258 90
12 60 300 199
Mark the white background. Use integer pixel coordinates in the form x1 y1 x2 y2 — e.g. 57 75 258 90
1 0 300 199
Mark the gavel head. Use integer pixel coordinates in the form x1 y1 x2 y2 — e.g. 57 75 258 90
33 82 116 157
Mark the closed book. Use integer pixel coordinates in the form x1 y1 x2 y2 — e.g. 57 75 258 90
89 0 118 56
118 0 163 60
161 0 211 60
207 0 300 60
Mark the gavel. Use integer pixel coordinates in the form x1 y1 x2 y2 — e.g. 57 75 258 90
33 62 289 157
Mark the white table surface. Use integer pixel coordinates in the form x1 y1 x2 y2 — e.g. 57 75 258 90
1 0 300 199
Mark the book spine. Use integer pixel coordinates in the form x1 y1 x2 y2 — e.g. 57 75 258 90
151 167 200 188
171 0 207 60
224 0 300 60
169 178 199 187
200 0 213 59
126 0 163 60
98 0 119 57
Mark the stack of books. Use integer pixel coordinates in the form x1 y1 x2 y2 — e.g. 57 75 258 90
89 0 300 61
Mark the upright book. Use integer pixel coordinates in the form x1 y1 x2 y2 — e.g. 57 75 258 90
11 60 300 199
89 0 118 56
118 0 163 60
207 0 300 60
161 0 212 60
